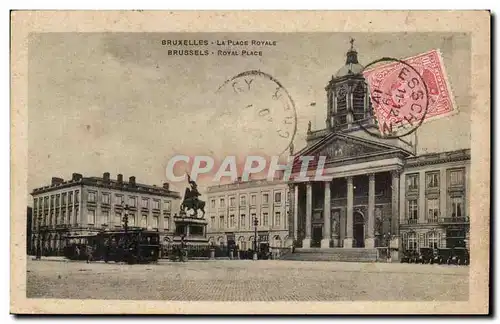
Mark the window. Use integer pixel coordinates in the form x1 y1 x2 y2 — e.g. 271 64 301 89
87 209 96 225
74 208 79 225
61 210 66 225
262 193 269 204
141 198 149 209
68 209 73 225
274 192 282 203
211 216 216 228
219 216 225 229
44 197 49 208
153 216 159 229
211 199 216 209
240 195 246 207
50 195 54 207
152 200 160 210
88 191 96 203
114 211 121 226
61 194 67 205
240 214 246 228
275 212 281 226
406 232 418 251
128 213 135 226
406 174 419 191
263 212 269 226
251 213 257 226
164 200 171 211
164 217 170 230
426 172 439 189
251 195 256 205
75 191 80 203
220 198 226 208
230 197 236 207
101 210 109 225
102 193 110 204
55 210 60 224
39 198 43 209
426 231 440 249
407 199 418 223
427 198 439 222
68 192 73 204
450 169 464 186
229 214 235 227
141 214 148 228
56 195 60 207
115 194 123 205
128 196 136 207
451 196 464 218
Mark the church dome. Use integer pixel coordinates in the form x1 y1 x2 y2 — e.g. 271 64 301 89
335 62 364 78
334 39 364 78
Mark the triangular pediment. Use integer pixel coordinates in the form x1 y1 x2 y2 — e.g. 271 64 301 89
295 132 412 164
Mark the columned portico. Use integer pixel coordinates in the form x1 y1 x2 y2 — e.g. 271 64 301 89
365 173 376 248
302 183 312 248
321 182 331 248
343 176 354 248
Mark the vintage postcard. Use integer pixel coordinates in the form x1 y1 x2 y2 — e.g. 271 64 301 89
11 11 490 314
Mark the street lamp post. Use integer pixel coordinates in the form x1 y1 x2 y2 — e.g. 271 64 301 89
253 217 258 260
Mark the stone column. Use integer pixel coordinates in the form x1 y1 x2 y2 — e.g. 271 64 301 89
293 184 299 241
366 173 376 248
321 181 331 248
391 170 401 260
302 182 312 248
344 176 353 248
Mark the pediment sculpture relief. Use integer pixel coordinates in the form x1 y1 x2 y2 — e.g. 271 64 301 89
315 139 381 161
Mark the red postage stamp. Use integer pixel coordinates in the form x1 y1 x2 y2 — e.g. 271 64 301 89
363 50 457 136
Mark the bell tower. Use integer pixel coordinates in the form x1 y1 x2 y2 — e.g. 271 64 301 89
325 39 373 132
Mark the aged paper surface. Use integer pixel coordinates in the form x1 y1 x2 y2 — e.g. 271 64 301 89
11 11 490 314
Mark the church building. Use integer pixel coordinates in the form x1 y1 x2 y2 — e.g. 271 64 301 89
287 42 470 261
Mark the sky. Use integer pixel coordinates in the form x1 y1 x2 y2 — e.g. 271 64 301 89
28 32 471 201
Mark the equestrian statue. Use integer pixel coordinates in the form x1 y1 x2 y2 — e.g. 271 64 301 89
180 174 206 218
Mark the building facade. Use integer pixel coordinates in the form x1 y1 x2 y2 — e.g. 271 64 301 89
206 179 290 250
30 172 181 255
287 44 470 258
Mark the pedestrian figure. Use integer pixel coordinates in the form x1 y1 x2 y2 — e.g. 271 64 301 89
86 245 94 263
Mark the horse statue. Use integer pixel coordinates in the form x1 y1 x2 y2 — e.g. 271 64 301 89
180 174 206 218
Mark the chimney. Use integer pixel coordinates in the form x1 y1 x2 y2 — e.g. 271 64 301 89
51 177 64 185
129 176 136 186
71 173 82 181
117 174 123 184
103 172 110 182
163 182 170 191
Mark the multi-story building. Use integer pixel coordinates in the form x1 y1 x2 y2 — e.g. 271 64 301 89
287 43 470 259
400 150 470 251
30 172 181 255
206 178 290 251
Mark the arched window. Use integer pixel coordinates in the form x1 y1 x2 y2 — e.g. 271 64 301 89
238 236 246 250
406 232 417 251
426 231 440 249
352 82 366 121
248 236 255 250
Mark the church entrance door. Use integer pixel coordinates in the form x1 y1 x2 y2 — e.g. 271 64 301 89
311 225 322 248
353 212 365 248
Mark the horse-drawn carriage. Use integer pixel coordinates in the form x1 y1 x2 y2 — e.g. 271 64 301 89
400 247 469 265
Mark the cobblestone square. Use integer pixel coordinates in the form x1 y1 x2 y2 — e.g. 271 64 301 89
26 259 469 301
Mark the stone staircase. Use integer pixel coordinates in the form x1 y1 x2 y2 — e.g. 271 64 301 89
280 248 379 262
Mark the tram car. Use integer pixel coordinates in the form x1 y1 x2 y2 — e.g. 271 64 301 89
64 228 160 264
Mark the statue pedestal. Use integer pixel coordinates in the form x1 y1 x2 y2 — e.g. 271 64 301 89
173 212 209 248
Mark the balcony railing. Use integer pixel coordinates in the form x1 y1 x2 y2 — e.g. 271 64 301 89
403 217 469 225
439 217 470 224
